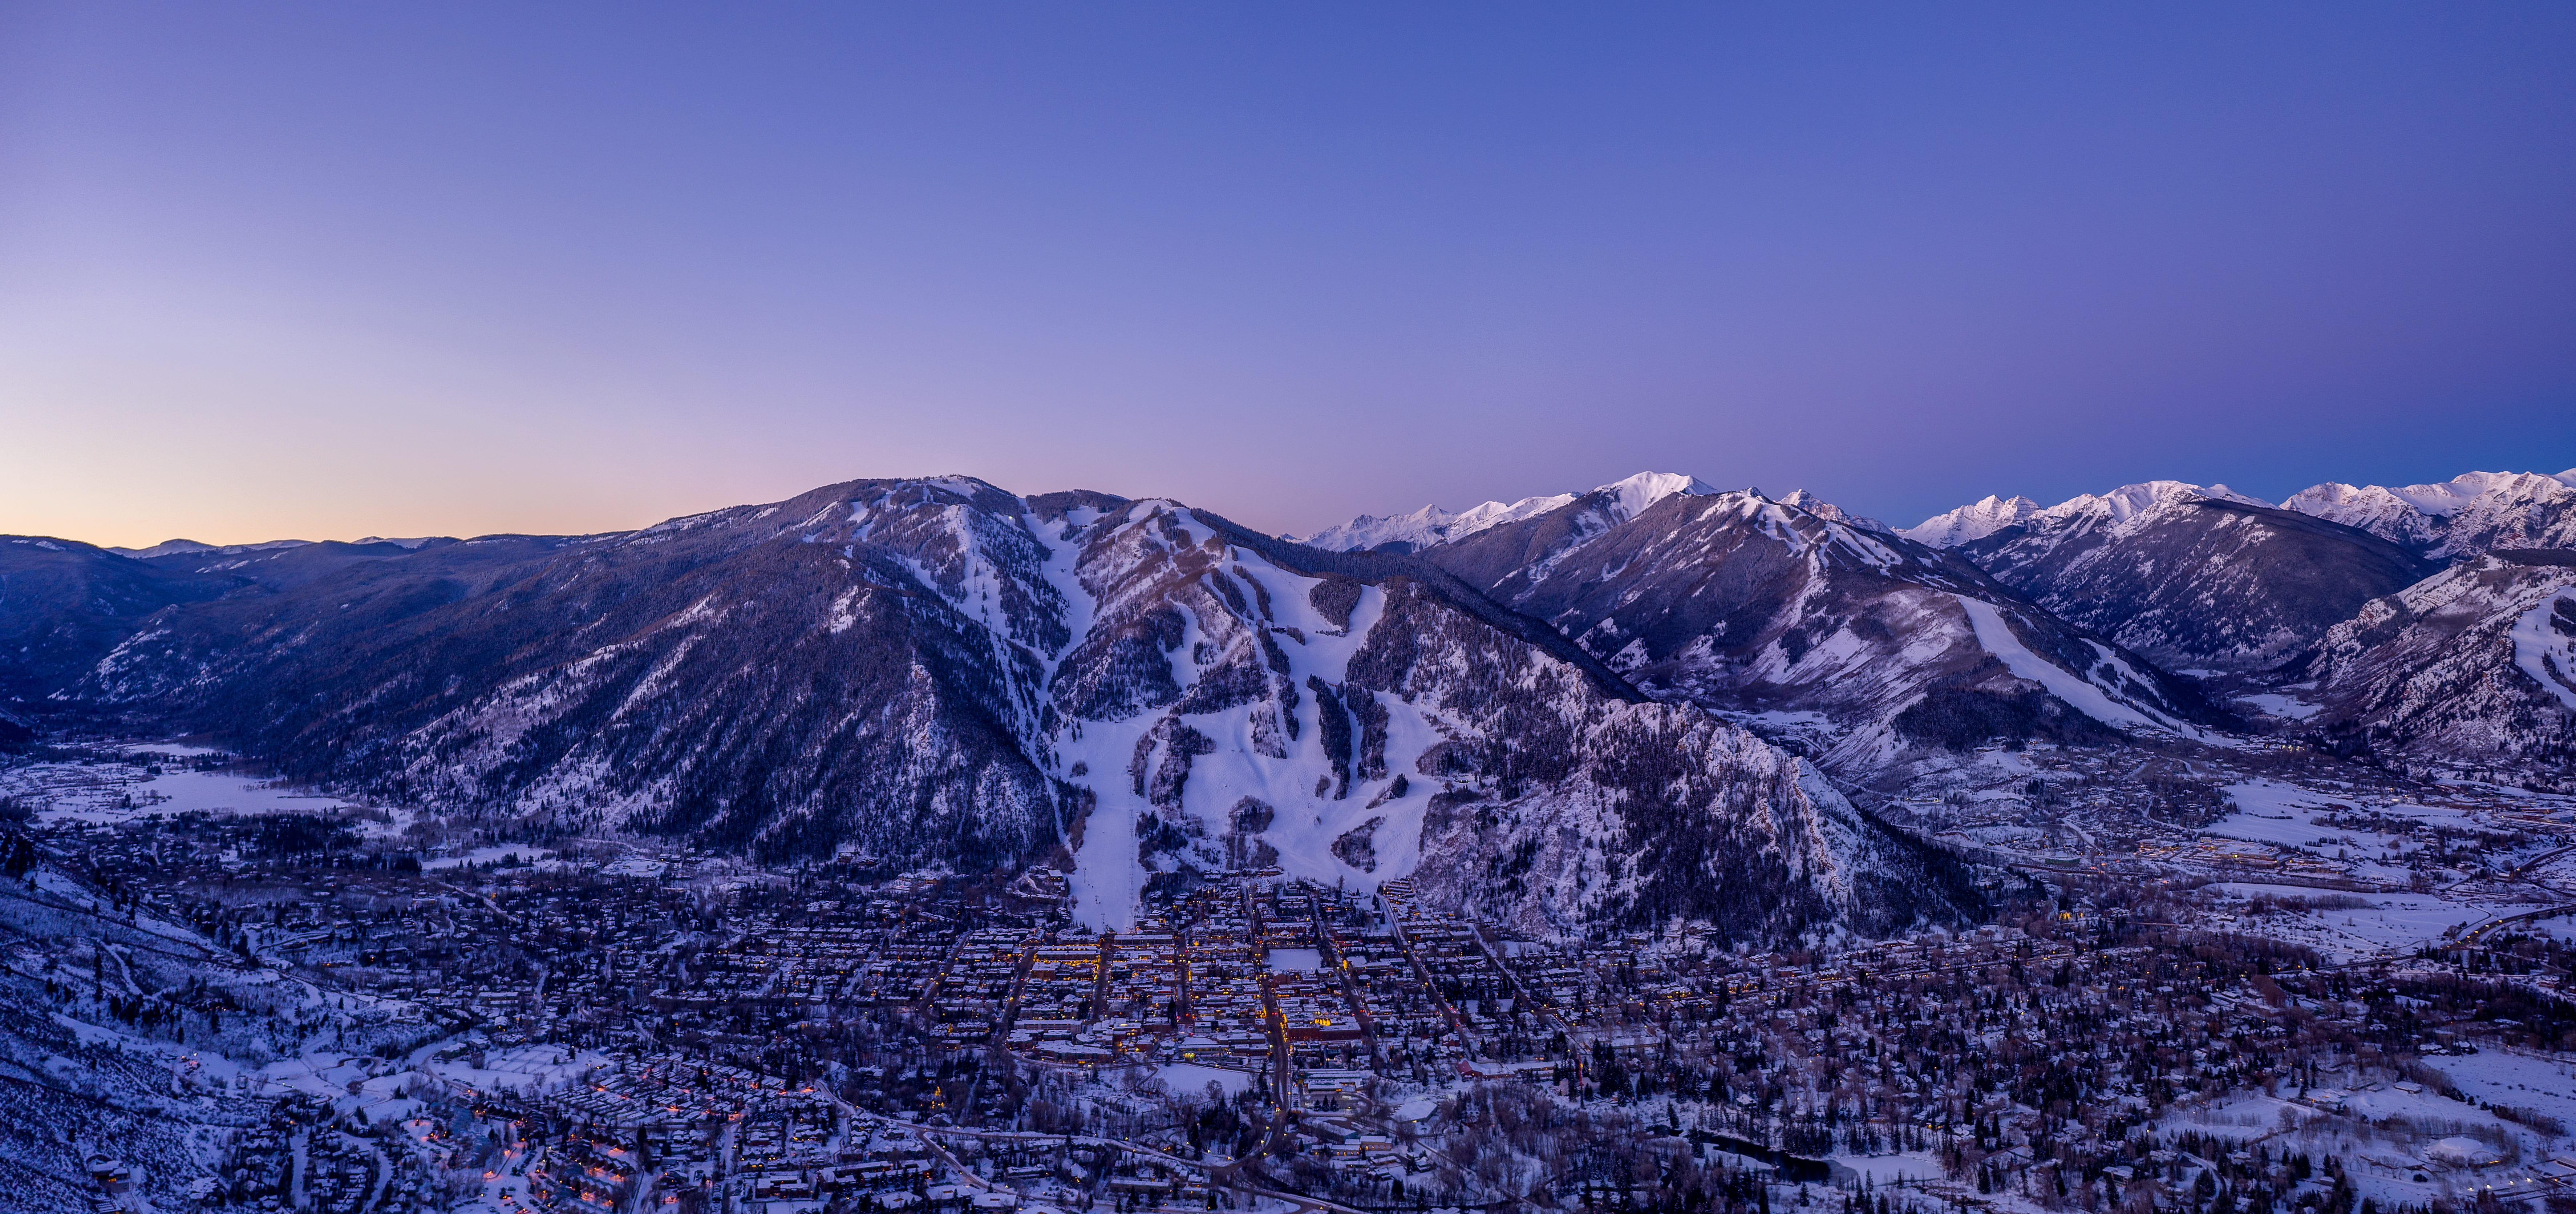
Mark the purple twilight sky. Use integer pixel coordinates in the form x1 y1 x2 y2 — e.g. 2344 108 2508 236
3 4 2572 548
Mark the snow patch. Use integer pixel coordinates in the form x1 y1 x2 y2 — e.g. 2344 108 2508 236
2234 692 2324 721
1953 596 2175 734
2506 589 2576 712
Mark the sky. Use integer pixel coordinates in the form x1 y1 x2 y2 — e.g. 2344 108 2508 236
3 4 2572 548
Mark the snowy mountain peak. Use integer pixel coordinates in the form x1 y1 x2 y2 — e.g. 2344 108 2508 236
2284 469 2576 517
2281 469 2576 560
2045 480 2271 527
1446 492 1577 536
1775 489 1890 533
1898 495 2042 548
1283 503 1466 553
1901 482 2262 550
1593 471 1718 521
1288 470 1709 553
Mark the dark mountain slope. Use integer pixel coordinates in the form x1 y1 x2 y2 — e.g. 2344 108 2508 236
89 485 1061 869
0 536 249 705
135 537 468 590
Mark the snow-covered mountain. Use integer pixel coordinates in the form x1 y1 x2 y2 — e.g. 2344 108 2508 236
1973 480 2275 531
1775 489 1890 533
1939 481 2437 675
1424 487 2225 786
1288 471 1714 553
29 459 2576 921
104 537 313 559
1899 495 2040 548
72 476 1973 941
2301 550 2576 785
2281 469 2576 561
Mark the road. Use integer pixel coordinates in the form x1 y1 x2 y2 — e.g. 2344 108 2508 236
2506 842 2576 888
956 931 1045 1126
1464 924 1575 1041
2452 903 2576 948
904 1118 1374 1214
1304 898 1385 1065
1215 879 1299 1186
1378 898 1477 1060
353 1133 390 1214
288 1128 309 1211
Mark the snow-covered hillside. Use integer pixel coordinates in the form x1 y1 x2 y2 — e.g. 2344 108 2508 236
0 855 404 1212
1774 489 1889 533
2304 550 2576 783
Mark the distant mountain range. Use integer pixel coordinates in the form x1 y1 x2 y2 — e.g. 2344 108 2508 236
1284 471 1720 554
5 462 2571 939
1282 464 2576 788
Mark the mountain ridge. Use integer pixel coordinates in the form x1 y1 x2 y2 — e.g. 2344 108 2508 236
1418 485 2229 790
1288 471 1717 554
1911 481 2441 676
49 476 1976 942
2281 469 2576 561
17 458 2576 932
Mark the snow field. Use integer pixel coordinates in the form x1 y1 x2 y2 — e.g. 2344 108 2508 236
8 763 372 826
1953 595 2190 735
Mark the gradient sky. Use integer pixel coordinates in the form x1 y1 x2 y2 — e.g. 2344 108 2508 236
4 4 2572 548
